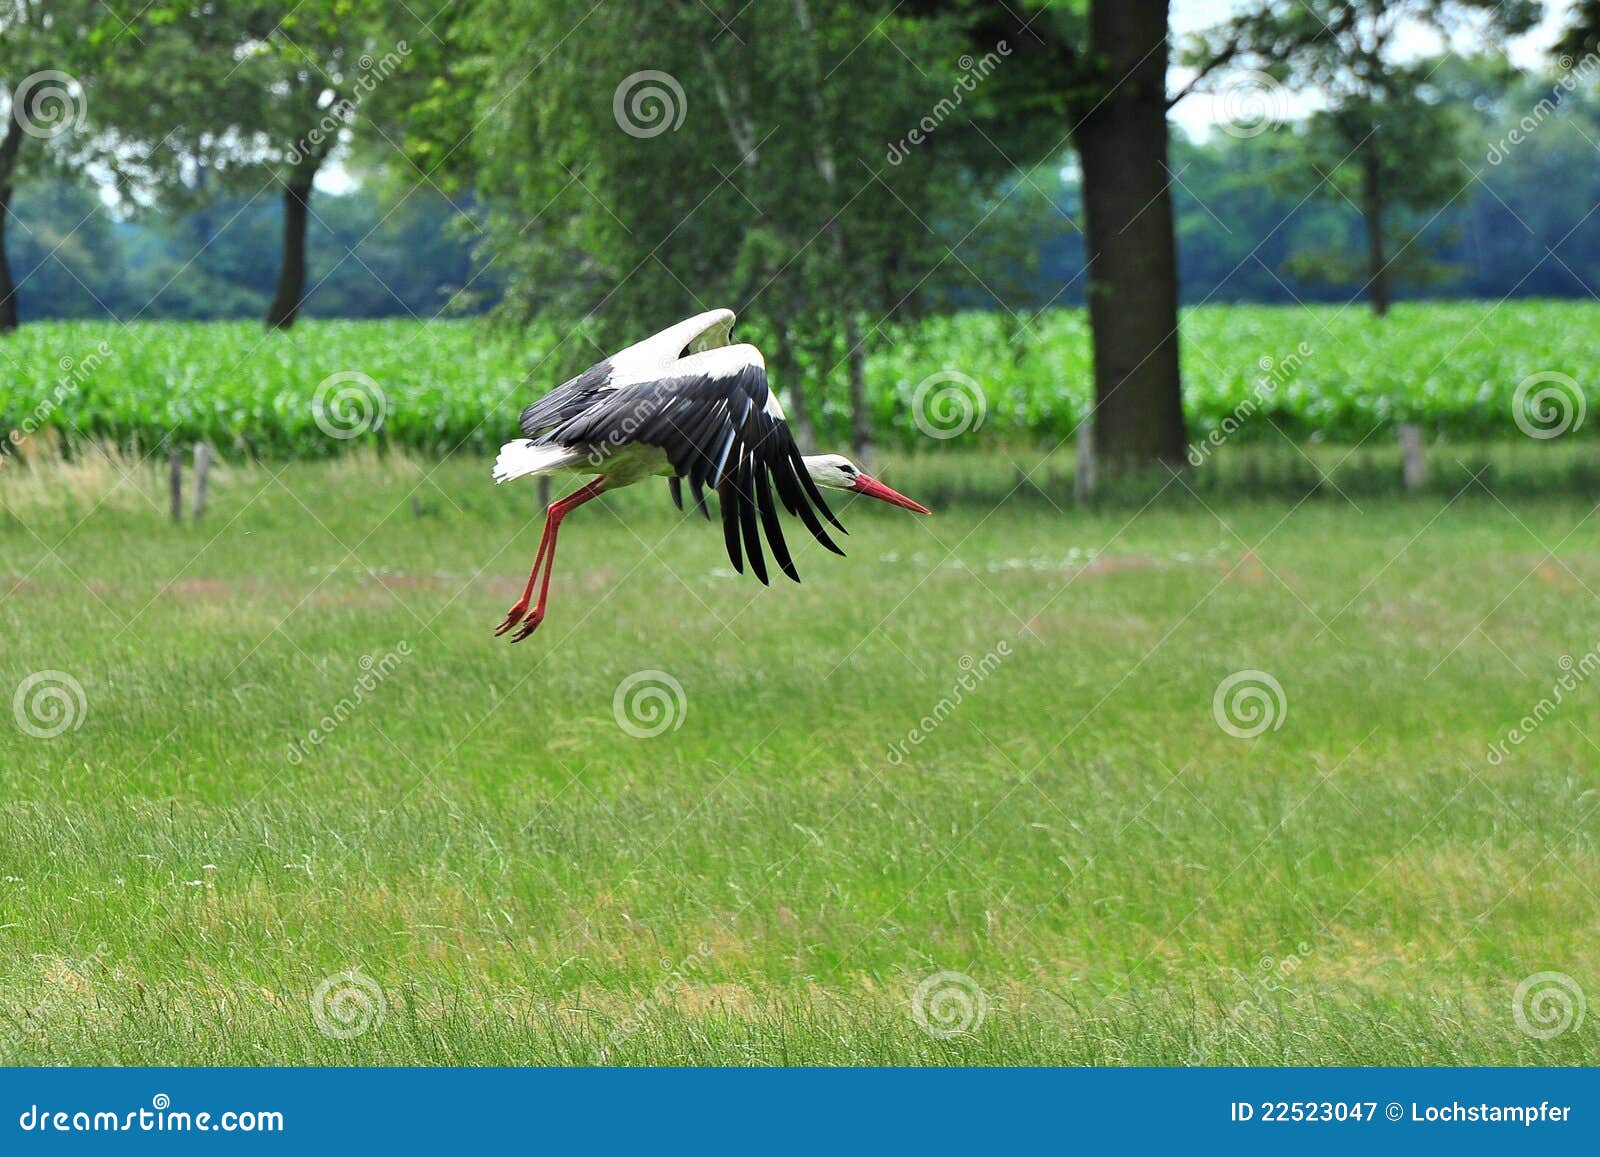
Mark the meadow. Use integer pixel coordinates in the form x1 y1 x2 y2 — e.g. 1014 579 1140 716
2 300 1596 456
1 433 1597 1064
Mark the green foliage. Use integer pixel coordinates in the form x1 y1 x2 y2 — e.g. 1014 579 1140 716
128 0 408 192
2 303 1596 458
0 1 152 200
0 319 534 457
1188 3 1544 308
1558 0 1600 56
19 42 1600 327
3 178 486 323
458 0 1038 410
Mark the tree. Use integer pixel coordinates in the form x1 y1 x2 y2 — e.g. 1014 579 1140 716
1559 0 1600 56
1076 3 1187 473
249 2 412 330
1190 0 1542 316
1272 61 1481 311
910 0 1190 477
0 0 127 331
461 0 1005 457
136 0 410 330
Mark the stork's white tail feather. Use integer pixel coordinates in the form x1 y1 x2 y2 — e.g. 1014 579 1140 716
493 440 579 484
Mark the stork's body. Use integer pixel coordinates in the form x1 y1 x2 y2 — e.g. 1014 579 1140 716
492 308 929 641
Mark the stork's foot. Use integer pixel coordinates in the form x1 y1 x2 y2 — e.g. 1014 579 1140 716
494 601 529 637
509 607 545 642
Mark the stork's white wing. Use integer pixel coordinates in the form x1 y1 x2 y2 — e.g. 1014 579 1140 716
519 309 736 432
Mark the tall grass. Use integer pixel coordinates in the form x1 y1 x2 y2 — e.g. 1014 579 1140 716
1 447 1595 1064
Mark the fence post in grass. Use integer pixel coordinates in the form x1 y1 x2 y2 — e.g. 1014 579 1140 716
168 448 182 523
538 476 552 511
1397 423 1426 492
1074 419 1095 506
192 443 211 520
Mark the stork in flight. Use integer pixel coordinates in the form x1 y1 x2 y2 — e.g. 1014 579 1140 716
491 308 930 641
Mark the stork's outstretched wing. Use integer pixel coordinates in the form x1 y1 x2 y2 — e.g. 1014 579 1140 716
520 309 737 437
524 342 846 585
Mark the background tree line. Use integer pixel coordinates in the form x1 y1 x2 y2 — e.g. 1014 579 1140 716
14 58 1600 324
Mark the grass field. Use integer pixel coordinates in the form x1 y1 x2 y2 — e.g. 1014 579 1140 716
3 300 1597 454
2 444 1596 1064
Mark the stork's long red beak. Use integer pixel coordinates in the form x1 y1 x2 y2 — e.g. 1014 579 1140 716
852 473 931 515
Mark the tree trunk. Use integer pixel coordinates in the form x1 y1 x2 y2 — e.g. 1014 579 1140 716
0 113 27 334
794 0 875 458
265 171 316 330
1075 0 1187 477
843 311 872 464
1360 140 1390 317
0 183 18 335
775 345 818 453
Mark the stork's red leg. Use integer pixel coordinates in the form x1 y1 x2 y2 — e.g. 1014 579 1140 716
494 515 556 636
500 478 606 642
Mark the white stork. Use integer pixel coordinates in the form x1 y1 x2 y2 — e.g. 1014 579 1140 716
491 308 930 641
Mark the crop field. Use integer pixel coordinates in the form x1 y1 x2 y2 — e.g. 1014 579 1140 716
2 301 1596 456
1 434 1597 1064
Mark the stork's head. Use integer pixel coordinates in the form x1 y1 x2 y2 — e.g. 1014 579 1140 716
804 454 931 515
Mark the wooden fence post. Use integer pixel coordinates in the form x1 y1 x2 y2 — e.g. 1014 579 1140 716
168 449 182 523
1397 423 1426 492
192 443 211 520
1074 419 1095 506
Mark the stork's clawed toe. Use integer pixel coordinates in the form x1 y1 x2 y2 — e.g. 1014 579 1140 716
494 602 543 641
494 602 528 636
510 608 544 642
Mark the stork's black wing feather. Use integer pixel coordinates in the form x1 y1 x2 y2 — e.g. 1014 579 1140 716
519 361 615 437
519 345 842 581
